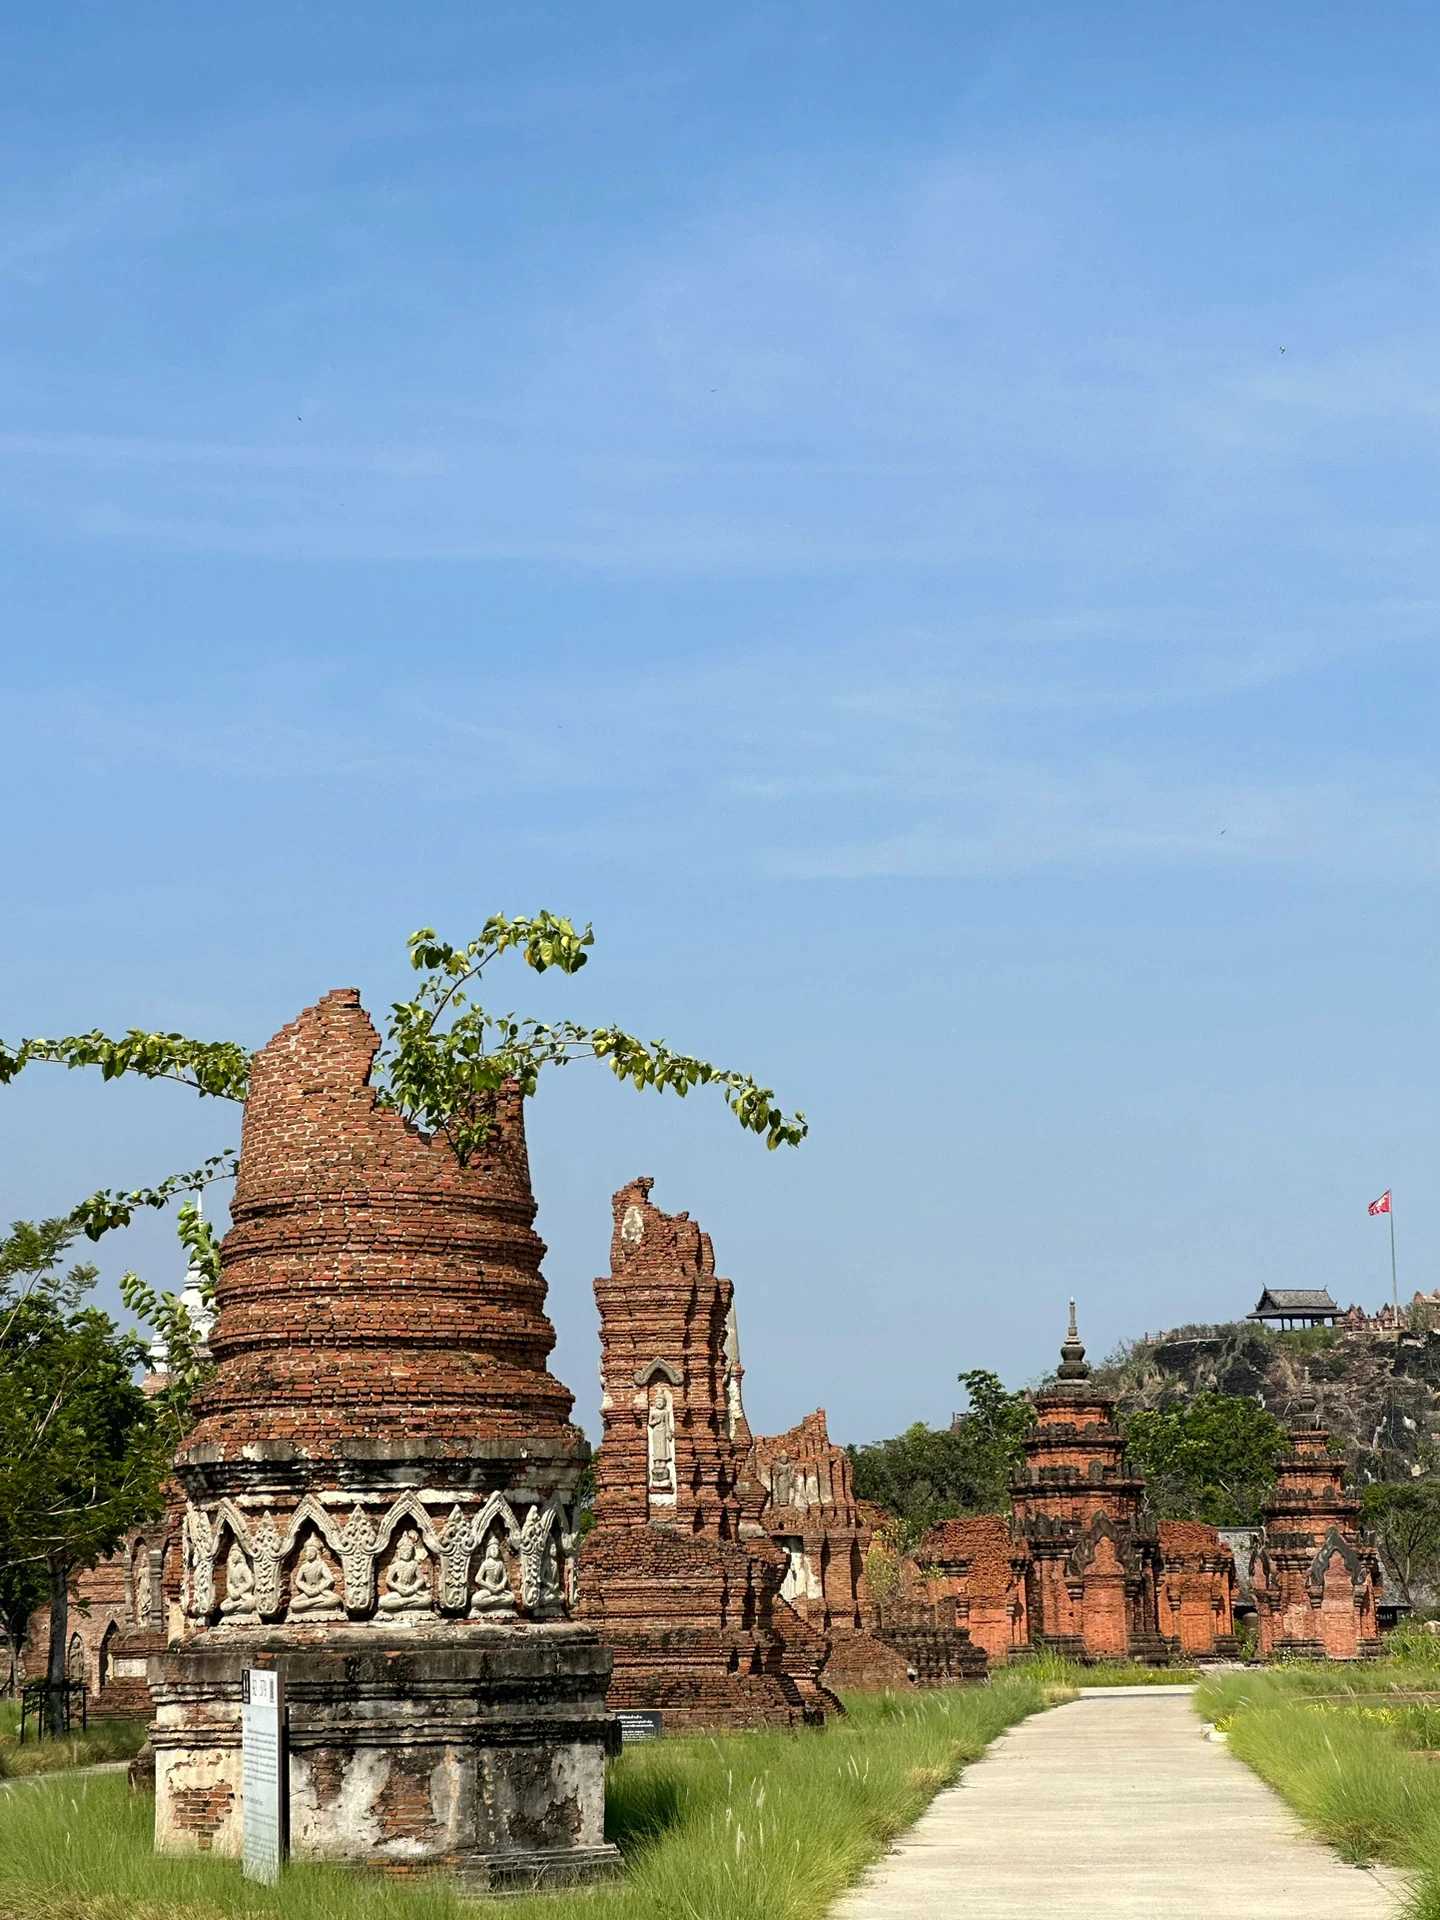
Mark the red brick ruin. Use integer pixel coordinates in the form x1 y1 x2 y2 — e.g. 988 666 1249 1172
744 1411 912 1691
152 990 617 1886
1251 1428 1383 1660
576 1178 838 1727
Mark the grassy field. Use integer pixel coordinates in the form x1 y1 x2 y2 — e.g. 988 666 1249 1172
0 1700 146 1781
1196 1632 1440 1916
0 1678 1047 1920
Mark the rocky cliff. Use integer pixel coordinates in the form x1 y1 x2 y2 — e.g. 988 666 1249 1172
1091 1318 1440 1483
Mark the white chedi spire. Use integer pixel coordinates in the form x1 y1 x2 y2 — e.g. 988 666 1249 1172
146 1195 217 1375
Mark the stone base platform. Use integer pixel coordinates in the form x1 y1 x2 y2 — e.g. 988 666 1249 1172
152 1624 619 1885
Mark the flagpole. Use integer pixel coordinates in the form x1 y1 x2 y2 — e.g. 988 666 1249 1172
1390 1198 1398 1313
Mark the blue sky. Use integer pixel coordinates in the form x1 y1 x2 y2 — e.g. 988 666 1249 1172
2 3 1437 1443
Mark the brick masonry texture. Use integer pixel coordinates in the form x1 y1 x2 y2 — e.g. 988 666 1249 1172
151 990 618 1889
1251 1429 1383 1661
576 1178 840 1728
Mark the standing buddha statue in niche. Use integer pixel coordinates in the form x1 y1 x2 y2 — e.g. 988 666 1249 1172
648 1384 676 1491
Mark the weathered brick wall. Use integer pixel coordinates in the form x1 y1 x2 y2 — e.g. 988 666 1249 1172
1157 1521 1237 1656
914 1514 1026 1668
182 990 580 1463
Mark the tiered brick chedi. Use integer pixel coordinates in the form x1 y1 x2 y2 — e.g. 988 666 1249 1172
576 1178 836 1728
1251 1428 1383 1660
916 1308 1237 1665
1007 1304 1172 1662
152 990 617 1887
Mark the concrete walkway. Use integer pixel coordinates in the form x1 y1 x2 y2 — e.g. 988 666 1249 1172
832 1689 1408 1918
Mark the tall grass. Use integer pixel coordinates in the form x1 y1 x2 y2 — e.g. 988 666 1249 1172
1020 1650 1199 1691
0 1715 146 1781
1195 1662 1440 1916
0 1678 1046 1920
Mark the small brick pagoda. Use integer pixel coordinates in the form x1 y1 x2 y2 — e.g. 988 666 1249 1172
745 1411 912 1691
1008 1303 1172 1662
576 1178 837 1728
1251 1429 1383 1660
151 990 617 1887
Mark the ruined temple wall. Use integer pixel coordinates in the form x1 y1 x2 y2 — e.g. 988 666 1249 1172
1157 1522 1237 1657
914 1515 1023 1668
747 1409 874 1635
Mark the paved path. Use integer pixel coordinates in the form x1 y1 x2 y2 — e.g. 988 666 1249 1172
0 1759 128 1792
832 1689 1408 1918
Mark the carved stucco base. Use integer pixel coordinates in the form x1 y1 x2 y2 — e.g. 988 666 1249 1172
152 1627 620 1884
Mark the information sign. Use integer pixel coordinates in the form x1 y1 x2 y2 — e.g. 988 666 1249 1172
241 1667 286 1884
617 1710 663 1744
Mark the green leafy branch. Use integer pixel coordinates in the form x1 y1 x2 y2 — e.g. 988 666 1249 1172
69 1153 239 1242
1 911 807 1226
378 916 806 1163
0 1029 250 1100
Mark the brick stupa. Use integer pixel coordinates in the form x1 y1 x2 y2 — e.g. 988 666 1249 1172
575 1178 837 1728
1009 1304 1172 1663
1251 1429 1383 1660
152 990 617 1887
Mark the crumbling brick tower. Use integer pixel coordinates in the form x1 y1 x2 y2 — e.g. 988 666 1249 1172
151 990 618 1888
576 1178 837 1729
746 1411 914 1691
1011 1305 1172 1664
1251 1429 1383 1660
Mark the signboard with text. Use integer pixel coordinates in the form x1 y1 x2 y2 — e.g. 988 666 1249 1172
616 1710 663 1744
241 1668 286 1885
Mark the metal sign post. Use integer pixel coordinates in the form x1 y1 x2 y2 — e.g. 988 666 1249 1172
241 1668 287 1884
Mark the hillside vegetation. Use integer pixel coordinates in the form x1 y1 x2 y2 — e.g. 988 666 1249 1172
1091 1318 1440 1483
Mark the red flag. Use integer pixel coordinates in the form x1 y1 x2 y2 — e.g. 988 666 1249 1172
1369 1190 1392 1216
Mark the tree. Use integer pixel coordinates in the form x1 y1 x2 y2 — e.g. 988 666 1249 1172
0 1218 164 1728
955 1368 1035 1509
0 912 807 1244
1362 1479 1440 1608
1121 1393 1289 1527
848 1371 1033 1548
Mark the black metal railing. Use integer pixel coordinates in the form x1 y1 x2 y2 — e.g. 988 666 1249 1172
18 1680 88 1742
